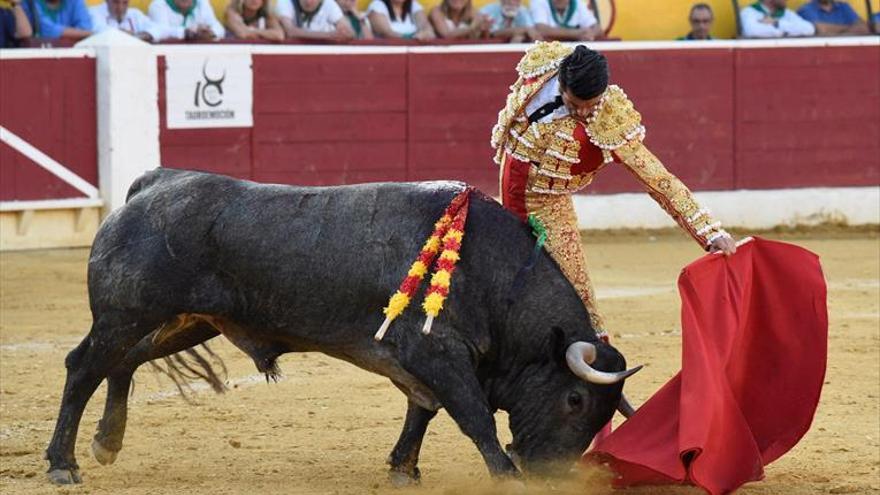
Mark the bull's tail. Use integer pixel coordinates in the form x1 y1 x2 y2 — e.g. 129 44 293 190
146 343 228 403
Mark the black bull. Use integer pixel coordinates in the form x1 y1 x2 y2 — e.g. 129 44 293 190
45 168 640 485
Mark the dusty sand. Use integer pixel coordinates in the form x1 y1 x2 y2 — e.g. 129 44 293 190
1 230 878 495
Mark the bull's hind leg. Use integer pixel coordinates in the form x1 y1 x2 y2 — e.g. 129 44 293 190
45 317 159 485
92 322 221 466
387 400 437 486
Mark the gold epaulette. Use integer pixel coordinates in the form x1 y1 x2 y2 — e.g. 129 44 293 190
515 41 574 79
491 43 573 165
585 85 646 162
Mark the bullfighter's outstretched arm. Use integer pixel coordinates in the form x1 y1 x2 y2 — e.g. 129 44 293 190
614 141 729 250
585 85 730 250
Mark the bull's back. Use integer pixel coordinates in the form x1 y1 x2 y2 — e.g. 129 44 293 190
96 169 472 326
206 178 469 327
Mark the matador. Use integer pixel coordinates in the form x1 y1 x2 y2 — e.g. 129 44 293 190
492 42 736 337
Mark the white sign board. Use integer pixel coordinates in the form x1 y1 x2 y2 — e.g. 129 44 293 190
165 51 253 129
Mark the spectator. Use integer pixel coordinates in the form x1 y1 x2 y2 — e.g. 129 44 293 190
336 0 372 39
678 2 713 40
22 0 91 40
90 0 161 41
530 0 601 41
480 0 540 42
428 0 491 39
225 0 283 40
740 0 815 37
873 12 880 33
276 0 354 41
797 0 869 36
367 0 433 39
1 0 33 47
148 0 224 40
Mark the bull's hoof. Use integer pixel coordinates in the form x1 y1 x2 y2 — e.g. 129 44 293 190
47 468 82 485
91 439 118 465
388 468 420 487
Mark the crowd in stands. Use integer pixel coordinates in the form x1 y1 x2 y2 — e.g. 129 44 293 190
1 0 878 47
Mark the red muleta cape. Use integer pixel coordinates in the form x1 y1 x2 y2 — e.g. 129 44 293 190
586 237 828 495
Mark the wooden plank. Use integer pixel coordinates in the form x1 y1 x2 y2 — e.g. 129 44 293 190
61 59 98 186
162 144 252 178
254 142 407 172
258 81 407 113
737 120 879 150
408 52 521 76
0 58 97 201
254 54 407 83
253 169 409 186
255 112 406 143
737 148 880 189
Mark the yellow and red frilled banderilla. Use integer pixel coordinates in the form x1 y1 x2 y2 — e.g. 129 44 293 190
374 189 471 341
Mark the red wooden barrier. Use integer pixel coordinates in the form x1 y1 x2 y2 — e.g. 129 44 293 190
735 46 880 189
0 57 97 201
3 45 872 210
159 45 879 195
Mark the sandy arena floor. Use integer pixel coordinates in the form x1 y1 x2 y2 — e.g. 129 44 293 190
1 230 878 495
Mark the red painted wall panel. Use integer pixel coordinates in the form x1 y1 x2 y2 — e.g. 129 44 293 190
0 57 97 201
158 45 879 196
735 47 880 189
407 52 518 193
251 54 408 186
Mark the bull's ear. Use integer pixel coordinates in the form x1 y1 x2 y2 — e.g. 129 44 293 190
549 327 568 364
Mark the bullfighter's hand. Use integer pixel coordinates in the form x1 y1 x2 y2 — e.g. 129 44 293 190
709 236 737 256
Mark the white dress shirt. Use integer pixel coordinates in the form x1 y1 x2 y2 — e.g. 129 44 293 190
530 0 597 29
147 0 225 39
740 4 815 38
276 0 344 32
90 2 163 41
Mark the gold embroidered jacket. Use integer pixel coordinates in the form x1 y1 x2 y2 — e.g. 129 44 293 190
491 42 728 248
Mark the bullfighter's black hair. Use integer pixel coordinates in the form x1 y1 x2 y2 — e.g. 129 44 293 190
558 45 609 101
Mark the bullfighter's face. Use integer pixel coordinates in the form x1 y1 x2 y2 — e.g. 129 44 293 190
561 88 603 122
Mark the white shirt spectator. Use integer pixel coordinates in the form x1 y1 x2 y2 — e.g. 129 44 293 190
148 0 225 39
530 0 596 29
90 2 163 40
276 0 344 31
366 0 422 36
740 3 815 38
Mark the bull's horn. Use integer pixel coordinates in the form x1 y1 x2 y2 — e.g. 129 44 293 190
565 342 643 385
618 393 637 418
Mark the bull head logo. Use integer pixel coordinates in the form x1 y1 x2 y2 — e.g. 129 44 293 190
194 59 226 108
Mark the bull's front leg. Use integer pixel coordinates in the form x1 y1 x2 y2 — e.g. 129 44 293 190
400 337 518 478
387 399 436 486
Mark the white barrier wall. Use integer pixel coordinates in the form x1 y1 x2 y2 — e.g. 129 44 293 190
573 186 880 230
77 30 161 213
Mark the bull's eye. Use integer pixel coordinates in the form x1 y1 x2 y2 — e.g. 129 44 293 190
567 391 583 410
